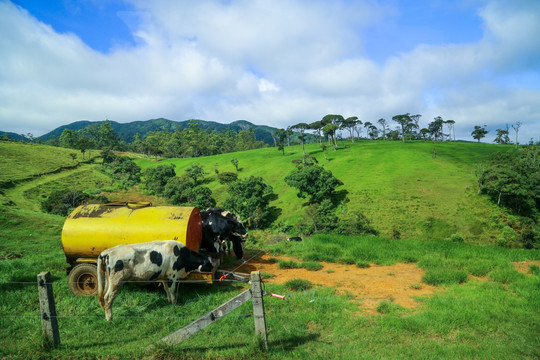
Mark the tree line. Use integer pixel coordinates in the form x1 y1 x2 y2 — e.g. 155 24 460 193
11 120 267 159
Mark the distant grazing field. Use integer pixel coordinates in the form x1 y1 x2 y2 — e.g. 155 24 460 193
0 142 97 184
135 140 511 242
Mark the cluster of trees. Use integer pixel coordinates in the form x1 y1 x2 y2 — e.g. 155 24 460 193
284 163 377 236
476 146 539 248
141 163 276 229
471 121 532 146
50 120 266 159
274 113 458 154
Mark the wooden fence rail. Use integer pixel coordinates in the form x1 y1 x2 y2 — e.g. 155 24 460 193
160 271 268 350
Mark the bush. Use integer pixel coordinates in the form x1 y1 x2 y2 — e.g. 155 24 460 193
376 300 403 315
223 176 276 229
336 211 378 236
284 165 343 204
163 176 216 209
285 279 313 291
41 190 108 216
356 260 370 268
142 164 176 195
422 269 468 286
101 157 141 188
302 261 323 271
449 233 465 243
488 268 526 284
217 171 238 184
278 260 302 269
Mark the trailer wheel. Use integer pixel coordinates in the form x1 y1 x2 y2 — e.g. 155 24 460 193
68 263 98 296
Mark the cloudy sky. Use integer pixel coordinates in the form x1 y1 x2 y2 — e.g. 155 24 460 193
1 0 539 142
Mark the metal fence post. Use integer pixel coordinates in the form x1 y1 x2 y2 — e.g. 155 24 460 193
250 271 268 350
37 272 60 348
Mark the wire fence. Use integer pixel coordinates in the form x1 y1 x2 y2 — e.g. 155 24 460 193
0 251 273 322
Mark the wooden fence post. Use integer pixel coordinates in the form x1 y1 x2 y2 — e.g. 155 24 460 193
250 271 268 351
37 272 60 348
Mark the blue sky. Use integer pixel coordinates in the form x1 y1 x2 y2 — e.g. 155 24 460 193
1 0 539 142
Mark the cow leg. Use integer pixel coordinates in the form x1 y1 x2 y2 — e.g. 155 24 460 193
103 272 129 321
162 279 178 305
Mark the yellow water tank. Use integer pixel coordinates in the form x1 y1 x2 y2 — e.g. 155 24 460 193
62 202 202 266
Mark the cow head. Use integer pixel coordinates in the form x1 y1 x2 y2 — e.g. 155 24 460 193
198 256 214 272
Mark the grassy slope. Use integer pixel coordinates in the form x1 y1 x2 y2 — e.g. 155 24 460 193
1 141 538 359
0 142 98 184
136 141 509 242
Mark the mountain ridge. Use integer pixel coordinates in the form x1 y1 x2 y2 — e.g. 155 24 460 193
34 118 277 145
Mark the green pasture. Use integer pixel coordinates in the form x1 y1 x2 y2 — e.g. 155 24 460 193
1 141 538 359
0 142 98 185
136 140 511 242
1 207 539 359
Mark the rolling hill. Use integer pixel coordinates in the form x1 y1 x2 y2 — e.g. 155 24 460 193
135 140 513 243
0 139 516 242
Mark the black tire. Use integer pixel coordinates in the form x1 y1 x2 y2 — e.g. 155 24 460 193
68 263 98 296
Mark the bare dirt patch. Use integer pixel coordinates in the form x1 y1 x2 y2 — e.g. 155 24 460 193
514 260 540 275
235 254 439 314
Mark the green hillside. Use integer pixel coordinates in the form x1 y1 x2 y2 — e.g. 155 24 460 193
135 140 511 242
0 141 98 185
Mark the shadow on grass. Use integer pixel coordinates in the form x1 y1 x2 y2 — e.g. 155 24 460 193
270 333 321 350
175 333 320 353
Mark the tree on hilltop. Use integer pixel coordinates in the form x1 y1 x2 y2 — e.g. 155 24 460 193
392 113 414 143
472 125 488 143
290 123 310 157
321 114 343 151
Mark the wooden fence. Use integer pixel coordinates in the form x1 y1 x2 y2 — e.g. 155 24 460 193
35 270 269 350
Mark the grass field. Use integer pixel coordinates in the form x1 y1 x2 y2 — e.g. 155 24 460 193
1 141 539 359
135 140 511 242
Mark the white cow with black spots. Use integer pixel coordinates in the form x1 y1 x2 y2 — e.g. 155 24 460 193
97 240 213 321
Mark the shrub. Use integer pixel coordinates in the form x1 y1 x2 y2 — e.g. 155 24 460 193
336 211 378 236
284 165 343 204
488 268 526 284
285 279 313 291
466 260 494 277
356 260 370 268
162 175 216 209
278 260 302 269
217 171 238 184
422 269 468 286
376 300 403 315
142 164 176 195
450 233 465 243
223 176 276 229
302 261 323 271
41 190 108 216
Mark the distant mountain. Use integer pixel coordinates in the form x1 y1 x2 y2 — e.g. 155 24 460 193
0 131 29 141
38 118 277 145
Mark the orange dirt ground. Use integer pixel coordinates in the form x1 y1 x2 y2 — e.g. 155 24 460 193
231 255 540 314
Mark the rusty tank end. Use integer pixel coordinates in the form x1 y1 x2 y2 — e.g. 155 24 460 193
61 203 202 267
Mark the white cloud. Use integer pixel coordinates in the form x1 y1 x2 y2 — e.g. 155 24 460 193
0 0 539 142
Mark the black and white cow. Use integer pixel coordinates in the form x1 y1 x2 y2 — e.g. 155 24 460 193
97 240 213 321
200 208 248 259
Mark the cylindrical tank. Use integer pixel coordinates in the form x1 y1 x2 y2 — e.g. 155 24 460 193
62 202 202 266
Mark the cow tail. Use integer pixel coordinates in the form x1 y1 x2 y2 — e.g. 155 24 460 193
97 255 107 309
